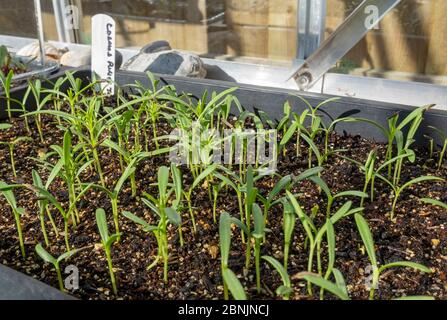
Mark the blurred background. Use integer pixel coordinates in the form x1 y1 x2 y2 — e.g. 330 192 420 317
1 0 446 84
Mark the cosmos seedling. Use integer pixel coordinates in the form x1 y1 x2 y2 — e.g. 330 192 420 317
428 126 447 170
262 255 292 300
96 208 121 295
376 174 444 221
0 181 26 257
0 136 32 178
354 213 432 300
308 175 368 217
124 166 182 282
85 158 138 236
219 212 247 300
35 243 83 291
287 191 363 295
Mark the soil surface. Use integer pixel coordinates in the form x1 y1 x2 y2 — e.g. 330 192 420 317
0 112 446 300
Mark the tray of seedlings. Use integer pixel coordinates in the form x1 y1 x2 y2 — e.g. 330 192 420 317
0 45 60 94
0 68 446 300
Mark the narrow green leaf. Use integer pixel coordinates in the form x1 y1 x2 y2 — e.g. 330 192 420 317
222 268 247 300
394 296 435 301
123 211 151 229
57 247 83 263
299 273 350 300
262 255 291 287
420 198 447 210
95 208 109 244
35 243 57 265
354 213 377 267
165 207 182 226
252 203 264 238
380 261 432 274
219 212 231 267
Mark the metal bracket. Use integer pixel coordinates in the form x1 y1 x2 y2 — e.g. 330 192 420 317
290 0 402 90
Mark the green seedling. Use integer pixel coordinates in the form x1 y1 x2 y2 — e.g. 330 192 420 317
361 149 377 206
0 181 26 257
0 70 14 120
31 170 59 246
27 181 92 251
35 243 83 291
219 212 247 300
295 270 350 300
309 175 368 217
101 138 150 197
354 213 432 300
85 158 138 237
184 163 218 233
343 105 432 182
124 166 182 282
96 208 121 295
282 200 295 270
278 105 309 158
44 130 93 225
258 166 324 223
28 79 54 143
262 255 292 300
428 126 447 170
252 203 268 293
0 136 32 178
377 174 444 221
287 191 363 295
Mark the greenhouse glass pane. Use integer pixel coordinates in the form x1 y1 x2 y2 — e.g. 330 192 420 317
326 0 447 86
72 0 298 66
0 0 38 38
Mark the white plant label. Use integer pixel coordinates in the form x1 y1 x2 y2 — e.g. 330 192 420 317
91 14 115 95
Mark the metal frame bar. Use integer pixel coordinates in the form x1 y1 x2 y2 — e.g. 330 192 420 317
52 0 82 43
297 0 326 60
292 0 402 90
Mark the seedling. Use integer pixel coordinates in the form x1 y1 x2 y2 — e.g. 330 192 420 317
28 79 54 143
287 191 363 294
27 182 92 251
343 105 432 182
252 203 268 293
0 70 14 120
0 136 32 178
219 212 247 300
262 255 292 300
309 175 368 217
184 163 218 233
32 170 58 246
361 150 377 206
43 130 92 225
85 158 138 236
354 213 432 300
281 200 295 270
295 270 350 300
124 166 182 282
258 167 323 223
278 105 309 158
377 174 444 221
35 243 83 291
428 126 447 170
96 208 121 295
0 181 26 257
101 138 150 197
